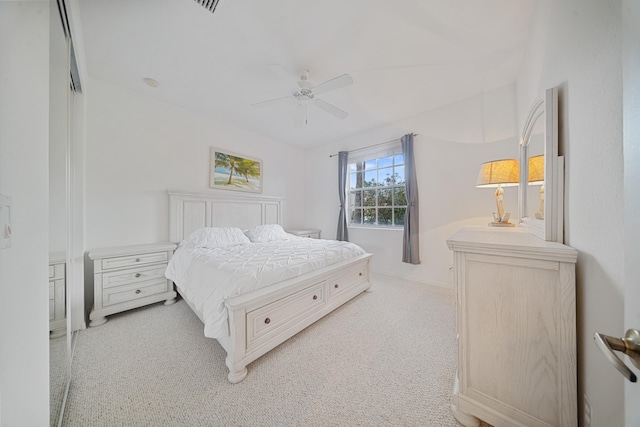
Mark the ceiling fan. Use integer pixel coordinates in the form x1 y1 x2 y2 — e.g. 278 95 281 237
252 64 353 126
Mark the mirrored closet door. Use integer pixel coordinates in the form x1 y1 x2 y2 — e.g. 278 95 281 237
50 0 83 425
49 1 70 422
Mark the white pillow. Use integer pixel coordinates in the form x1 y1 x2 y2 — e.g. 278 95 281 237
186 227 251 248
244 224 289 243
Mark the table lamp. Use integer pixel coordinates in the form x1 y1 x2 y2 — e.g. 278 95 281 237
476 159 519 226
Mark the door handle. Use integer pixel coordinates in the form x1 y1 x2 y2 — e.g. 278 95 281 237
594 329 640 383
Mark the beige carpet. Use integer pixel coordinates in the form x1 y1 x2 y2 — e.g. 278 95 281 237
50 334 68 426
63 275 473 426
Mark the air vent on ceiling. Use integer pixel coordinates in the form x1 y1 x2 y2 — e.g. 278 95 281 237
193 0 220 14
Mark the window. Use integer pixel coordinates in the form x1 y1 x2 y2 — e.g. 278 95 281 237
348 149 406 227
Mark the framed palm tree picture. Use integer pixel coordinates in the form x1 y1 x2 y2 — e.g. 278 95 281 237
210 148 263 193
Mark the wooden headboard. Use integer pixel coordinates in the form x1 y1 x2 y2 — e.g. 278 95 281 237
168 189 284 243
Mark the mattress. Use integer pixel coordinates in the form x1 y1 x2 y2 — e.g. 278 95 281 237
165 236 366 339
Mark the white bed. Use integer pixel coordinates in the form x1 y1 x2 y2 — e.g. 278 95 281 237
167 190 372 383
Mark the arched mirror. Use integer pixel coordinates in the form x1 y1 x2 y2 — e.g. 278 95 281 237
518 86 564 243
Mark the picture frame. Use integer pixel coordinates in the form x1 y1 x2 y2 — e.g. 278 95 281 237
209 148 263 193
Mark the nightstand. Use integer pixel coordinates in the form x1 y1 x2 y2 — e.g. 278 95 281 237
286 228 321 239
49 252 66 338
88 242 177 327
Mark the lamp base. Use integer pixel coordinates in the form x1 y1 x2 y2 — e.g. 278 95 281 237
488 222 515 227
490 211 513 227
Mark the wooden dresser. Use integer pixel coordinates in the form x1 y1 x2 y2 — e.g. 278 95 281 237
447 227 578 427
89 242 177 326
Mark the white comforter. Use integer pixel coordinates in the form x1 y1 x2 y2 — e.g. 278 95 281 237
165 236 366 339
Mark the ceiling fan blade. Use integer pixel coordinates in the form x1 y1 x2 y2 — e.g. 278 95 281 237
313 74 353 95
267 63 299 85
294 103 307 127
251 96 295 108
313 99 348 120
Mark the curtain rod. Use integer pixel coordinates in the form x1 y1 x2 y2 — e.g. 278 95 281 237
328 133 418 158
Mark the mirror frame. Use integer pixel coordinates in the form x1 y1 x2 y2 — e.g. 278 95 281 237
518 86 564 243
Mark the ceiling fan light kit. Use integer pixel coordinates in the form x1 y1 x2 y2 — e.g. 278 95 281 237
143 77 160 88
252 64 353 126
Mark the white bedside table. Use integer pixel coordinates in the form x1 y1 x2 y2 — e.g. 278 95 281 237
49 251 66 338
286 229 321 239
88 242 177 326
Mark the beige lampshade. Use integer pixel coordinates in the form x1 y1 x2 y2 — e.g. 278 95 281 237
475 159 519 188
528 155 544 185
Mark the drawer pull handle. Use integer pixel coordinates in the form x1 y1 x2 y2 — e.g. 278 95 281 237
135 273 141 278
334 284 339 289
359 272 362 276
313 295 318 300
135 258 141 262
135 289 141 294
264 318 271 324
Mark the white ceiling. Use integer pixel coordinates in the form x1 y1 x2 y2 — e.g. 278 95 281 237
77 0 536 147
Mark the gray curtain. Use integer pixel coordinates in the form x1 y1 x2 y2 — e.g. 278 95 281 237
401 133 420 264
336 151 349 241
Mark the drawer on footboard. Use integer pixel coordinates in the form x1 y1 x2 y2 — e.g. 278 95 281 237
328 261 368 300
246 281 326 349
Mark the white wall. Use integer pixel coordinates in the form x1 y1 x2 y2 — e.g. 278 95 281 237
304 85 520 288
0 2 51 425
516 1 625 425
85 76 307 250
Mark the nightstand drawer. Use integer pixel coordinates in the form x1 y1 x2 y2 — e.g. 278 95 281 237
286 229 321 239
298 231 320 239
102 278 168 306
102 264 168 289
101 252 168 270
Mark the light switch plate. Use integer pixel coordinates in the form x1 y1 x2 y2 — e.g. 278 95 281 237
0 194 12 249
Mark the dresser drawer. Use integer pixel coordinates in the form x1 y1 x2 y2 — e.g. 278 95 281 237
102 264 168 289
329 262 368 299
49 263 65 280
102 278 169 307
247 282 326 348
49 282 55 300
49 300 55 321
101 251 168 271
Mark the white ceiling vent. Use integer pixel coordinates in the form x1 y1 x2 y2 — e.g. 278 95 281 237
193 0 221 14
